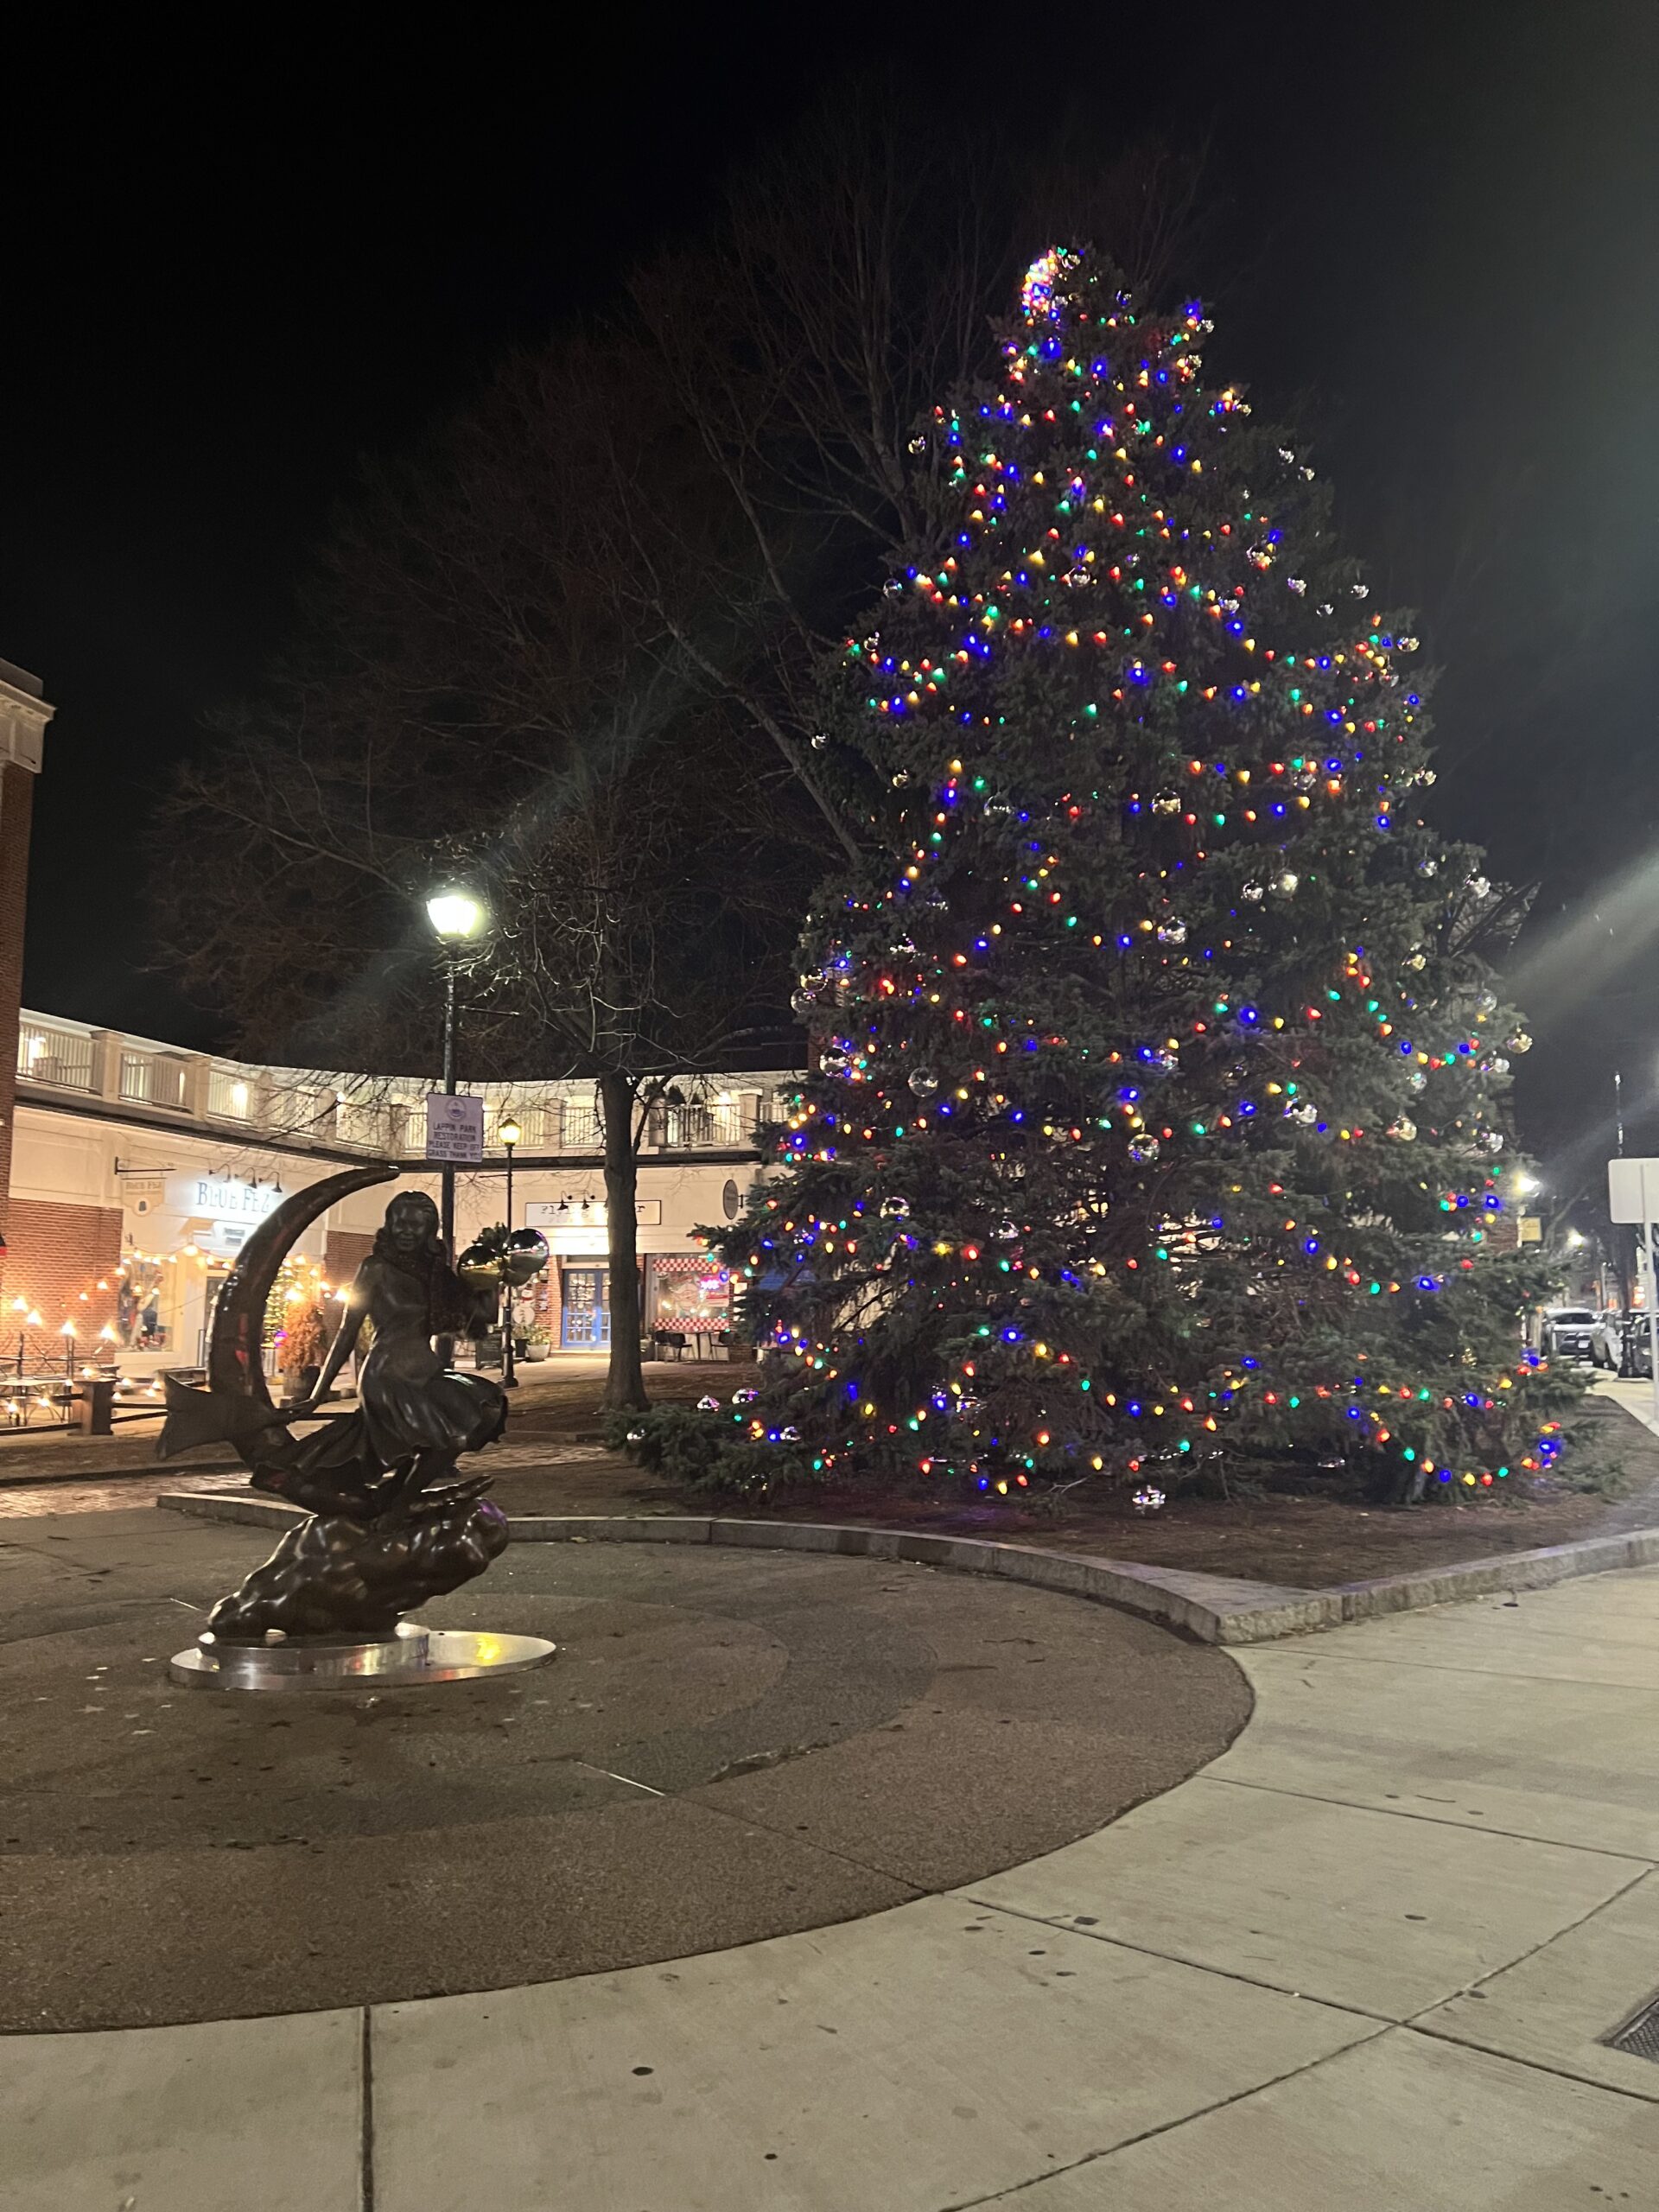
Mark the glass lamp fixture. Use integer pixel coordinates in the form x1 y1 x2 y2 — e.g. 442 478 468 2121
426 888 487 943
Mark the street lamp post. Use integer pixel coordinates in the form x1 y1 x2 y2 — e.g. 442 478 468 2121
424 887 487 1264
499 1114 520 1389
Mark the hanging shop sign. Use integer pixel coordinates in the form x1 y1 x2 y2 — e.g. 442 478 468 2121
124 1175 166 1217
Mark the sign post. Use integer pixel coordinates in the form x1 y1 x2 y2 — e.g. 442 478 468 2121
1606 1159 1659 1428
427 1095 484 1273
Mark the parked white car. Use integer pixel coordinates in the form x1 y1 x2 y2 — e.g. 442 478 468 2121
1541 1306 1597 1361
1590 1309 1625 1368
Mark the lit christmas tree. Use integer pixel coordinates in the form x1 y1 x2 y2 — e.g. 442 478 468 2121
685 247 1577 1504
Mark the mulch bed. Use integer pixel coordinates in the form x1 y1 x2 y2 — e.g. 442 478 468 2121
12 1358 1654 1594
486 1376 1659 1592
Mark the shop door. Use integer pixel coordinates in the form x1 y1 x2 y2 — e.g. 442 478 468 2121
561 1268 611 1347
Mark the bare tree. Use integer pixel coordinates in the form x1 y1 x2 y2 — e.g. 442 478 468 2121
156 337 814 1409
474 725 802 1407
155 98 1206 1405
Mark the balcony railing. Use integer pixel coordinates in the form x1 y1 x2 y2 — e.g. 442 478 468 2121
14 1009 792 1159
664 1102 746 1148
16 1025 93 1090
561 1102 601 1150
207 1068 254 1120
118 1051 188 1107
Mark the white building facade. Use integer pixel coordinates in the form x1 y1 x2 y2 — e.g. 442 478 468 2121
7 1007 799 1369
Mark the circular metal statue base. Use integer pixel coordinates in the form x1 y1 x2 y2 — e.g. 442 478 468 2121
168 1620 556 1693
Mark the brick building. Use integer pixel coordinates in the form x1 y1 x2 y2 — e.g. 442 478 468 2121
0 659 54 1310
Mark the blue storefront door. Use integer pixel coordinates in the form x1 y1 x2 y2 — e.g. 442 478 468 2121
561 1268 611 1347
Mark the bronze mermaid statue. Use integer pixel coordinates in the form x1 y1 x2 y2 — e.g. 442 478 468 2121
260 1191 505 1519
160 1178 512 1640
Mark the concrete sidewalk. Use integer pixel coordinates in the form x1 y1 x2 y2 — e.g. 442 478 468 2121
7 1565 1659 2208
1603 1369 1659 1440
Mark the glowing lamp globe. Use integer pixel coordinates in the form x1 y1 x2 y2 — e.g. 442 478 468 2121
426 888 486 943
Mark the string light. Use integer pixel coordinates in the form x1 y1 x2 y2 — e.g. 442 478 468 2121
630 245 1571 1504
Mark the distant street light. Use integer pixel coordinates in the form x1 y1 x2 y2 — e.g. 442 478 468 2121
1515 1172 1541 1197
424 887 488 1262
499 1114 520 1391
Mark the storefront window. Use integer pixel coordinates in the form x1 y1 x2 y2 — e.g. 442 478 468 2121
652 1257 731 1330
117 1256 166 1348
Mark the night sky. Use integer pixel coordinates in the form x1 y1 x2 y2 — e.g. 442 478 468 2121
5 8 1656 1197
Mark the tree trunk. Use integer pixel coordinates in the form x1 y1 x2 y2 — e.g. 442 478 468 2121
598 1070 648 1410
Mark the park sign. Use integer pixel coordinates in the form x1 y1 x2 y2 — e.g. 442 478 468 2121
425 1093 484 1165
1608 1158 1659 1224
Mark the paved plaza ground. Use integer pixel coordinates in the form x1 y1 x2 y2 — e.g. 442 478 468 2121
4 1406 1659 2204
0 1510 1244 2030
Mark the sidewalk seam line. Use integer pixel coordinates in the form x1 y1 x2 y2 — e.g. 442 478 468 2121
935 2022 1395 2209
1400 1859 1656 2025
1204 1772 1659 1862
359 2004 374 2212
1405 2015 1659 2106
1241 1649 1659 1688
953 1896 1401 2028
1407 1858 1659 2061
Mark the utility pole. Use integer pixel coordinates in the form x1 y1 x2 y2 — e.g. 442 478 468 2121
424 887 487 1264
499 1115 520 1389
439 960 459 1262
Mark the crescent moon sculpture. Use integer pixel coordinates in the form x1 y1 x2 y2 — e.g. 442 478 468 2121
158 1160 399 1460
158 1161 550 1685
211 1160 400 1408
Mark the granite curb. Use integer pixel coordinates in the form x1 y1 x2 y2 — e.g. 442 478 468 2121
152 1491 1659 1644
